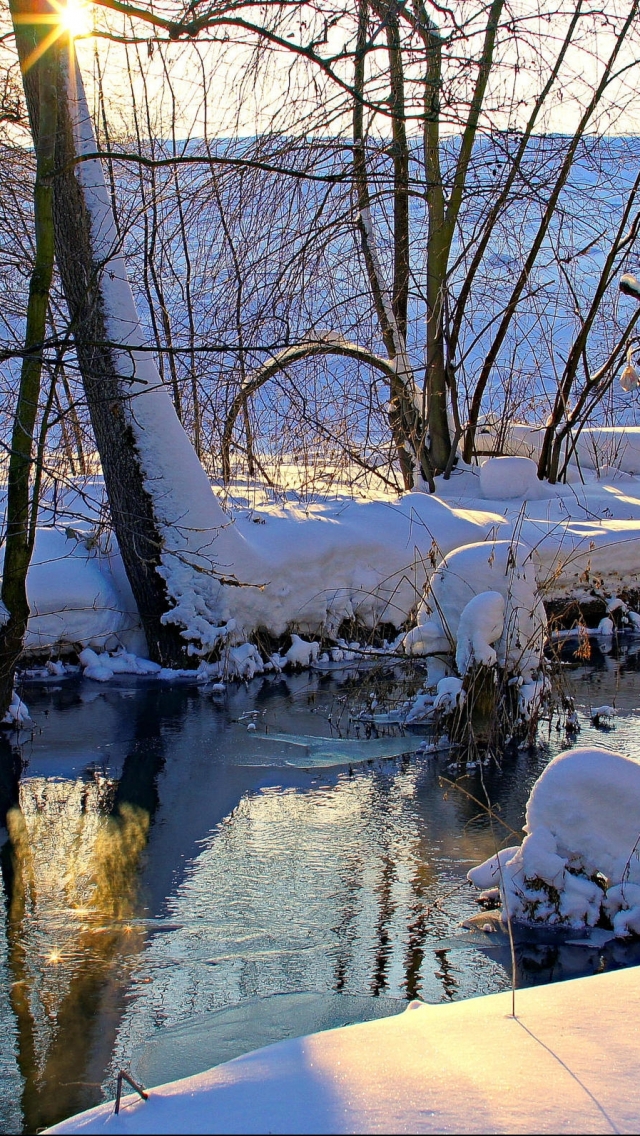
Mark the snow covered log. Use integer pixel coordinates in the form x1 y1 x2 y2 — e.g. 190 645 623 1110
469 747 640 935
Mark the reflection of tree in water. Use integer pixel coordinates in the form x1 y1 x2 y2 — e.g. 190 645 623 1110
330 847 364 994
403 855 437 1001
370 853 396 996
433 948 459 1001
0 697 171 1134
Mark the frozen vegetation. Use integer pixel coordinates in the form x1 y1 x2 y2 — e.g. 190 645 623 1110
469 747 640 937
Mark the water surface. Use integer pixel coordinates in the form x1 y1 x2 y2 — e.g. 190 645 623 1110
1 644 640 1132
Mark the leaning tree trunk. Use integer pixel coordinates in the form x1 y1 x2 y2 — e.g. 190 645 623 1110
0 22 58 719
11 5 250 665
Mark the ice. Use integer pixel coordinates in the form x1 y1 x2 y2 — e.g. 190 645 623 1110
129 993 407 1090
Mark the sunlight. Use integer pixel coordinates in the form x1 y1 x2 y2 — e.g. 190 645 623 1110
13 0 94 72
56 0 92 39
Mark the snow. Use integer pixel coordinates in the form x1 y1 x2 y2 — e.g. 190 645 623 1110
479 423 640 476
478 456 543 500
432 675 464 712
403 539 546 684
1 691 31 725
44 966 640 1135
455 591 505 674
284 635 320 668
0 527 133 652
78 648 162 683
67 54 255 650
468 747 640 933
12 456 640 675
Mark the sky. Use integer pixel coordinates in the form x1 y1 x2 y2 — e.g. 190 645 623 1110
60 0 640 143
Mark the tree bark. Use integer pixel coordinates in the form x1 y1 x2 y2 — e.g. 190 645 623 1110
11 4 237 665
0 13 58 718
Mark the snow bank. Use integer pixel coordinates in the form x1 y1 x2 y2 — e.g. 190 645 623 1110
45 966 640 1135
480 421 640 476
224 493 498 640
0 528 132 652
11 493 498 659
469 747 640 934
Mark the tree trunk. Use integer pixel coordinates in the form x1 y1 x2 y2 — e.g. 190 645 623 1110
0 16 58 718
12 5 246 665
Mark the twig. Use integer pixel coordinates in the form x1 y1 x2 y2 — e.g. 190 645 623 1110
114 1070 148 1115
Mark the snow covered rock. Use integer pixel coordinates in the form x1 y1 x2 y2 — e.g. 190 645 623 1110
468 747 640 933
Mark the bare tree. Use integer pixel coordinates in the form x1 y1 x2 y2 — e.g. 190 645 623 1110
0 17 58 717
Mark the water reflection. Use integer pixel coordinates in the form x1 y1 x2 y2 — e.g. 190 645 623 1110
1 690 170 1133
1 649 640 1132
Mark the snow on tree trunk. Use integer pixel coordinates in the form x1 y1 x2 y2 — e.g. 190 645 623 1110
64 57 257 658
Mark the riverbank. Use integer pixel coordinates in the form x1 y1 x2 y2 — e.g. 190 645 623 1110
47 965 639 1134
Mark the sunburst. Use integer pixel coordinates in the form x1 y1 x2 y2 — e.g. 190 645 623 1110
13 1 93 72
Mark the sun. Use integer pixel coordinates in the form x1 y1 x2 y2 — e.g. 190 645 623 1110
13 0 94 70
56 0 93 38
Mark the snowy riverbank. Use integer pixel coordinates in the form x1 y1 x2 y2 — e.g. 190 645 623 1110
7 454 640 665
46 964 640 1134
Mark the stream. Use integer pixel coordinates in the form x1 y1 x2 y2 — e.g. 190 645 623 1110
1 636 640 1133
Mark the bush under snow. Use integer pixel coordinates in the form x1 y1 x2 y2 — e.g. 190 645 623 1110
468 747 640 936
403 540 545 683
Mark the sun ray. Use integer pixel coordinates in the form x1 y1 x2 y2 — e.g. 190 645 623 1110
22 24 64 74
12 14 61 24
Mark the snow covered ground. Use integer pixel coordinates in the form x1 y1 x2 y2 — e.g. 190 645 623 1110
46 964 640 1134
8 451 640 669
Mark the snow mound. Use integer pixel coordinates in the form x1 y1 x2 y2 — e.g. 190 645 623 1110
4 528 133 652
79 648 162 682
469 747 640 933
479 456 542 500
1 691 31 726
455 591 504 674
403 540 546 683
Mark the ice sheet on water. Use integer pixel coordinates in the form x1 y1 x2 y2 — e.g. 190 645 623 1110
129 992 407 1089
226 729 418 768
